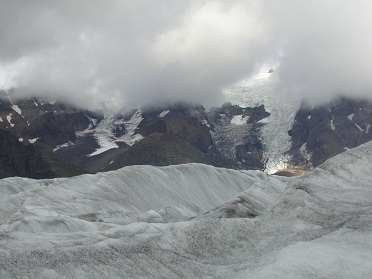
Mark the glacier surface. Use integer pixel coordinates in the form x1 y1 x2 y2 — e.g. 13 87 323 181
0 142 371 278
224 69 301 173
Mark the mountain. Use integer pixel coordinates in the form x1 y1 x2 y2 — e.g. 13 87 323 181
0 129 85 179
0 91 99 178
0 87 371 178
0 92 273 176
0 140 371 278
287 97 372 169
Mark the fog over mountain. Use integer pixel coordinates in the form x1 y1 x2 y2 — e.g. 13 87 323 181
0 0 371 110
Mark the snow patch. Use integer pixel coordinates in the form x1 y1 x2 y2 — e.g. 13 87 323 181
116 110 144 146
300 142 312 162
53 142 74 152
201 119 210 127
355 123 364 132
231 115 248 125
366 124 371 133
84 113 98 129
119 133 144 146
18 138 23 142
308 115 311 120
29 138 38 144
159 110 170 118
11 105 22 115
85 110 144 157
330 118 335 130
348 113 354 121
258 117 270 124
6 113 14 127
87 134 118 157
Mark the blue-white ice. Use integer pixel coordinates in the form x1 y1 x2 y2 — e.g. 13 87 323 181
0 142 372 278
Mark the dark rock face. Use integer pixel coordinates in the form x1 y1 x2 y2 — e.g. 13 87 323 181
106 104 214 170
208 103 269 124
0 94 272 177
0 96 103 152
235 141 264 169
139 104 212 152
288 97 372 168
2 89 370 179
105 133 212 171
115 102 271 172
206 102 270 170
0 129 85 179
0 94 102 177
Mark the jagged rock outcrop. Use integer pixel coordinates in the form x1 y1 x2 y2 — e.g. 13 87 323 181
287 97 372 168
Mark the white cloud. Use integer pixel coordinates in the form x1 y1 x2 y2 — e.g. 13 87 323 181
0 0 371 110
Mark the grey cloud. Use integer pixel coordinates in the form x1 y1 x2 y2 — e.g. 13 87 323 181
265 0 372 103
0 0 371 111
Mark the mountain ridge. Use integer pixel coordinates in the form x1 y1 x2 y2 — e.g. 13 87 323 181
0 89 371 178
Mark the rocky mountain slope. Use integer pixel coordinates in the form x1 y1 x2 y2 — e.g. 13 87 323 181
0 129 85 179
0 91 273 177
0 88 371 178
0 92 96 178
287 97 372 170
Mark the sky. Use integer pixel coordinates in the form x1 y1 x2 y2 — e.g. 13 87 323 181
0 0 372 111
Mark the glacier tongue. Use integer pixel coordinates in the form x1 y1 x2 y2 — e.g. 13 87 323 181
224 86 300 174
0 142 372 278
224 68 301 173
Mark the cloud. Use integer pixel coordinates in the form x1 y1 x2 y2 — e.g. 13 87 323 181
0 0 371 111
265 0 372 103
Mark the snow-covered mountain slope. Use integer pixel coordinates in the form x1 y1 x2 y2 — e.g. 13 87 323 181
0 141 371 278
77 109 144 157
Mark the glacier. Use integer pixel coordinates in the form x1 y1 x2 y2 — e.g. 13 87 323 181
0 141 371 278
224 69 301 174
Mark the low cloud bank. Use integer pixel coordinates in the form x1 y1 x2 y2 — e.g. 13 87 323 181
0 0 371 110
